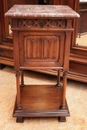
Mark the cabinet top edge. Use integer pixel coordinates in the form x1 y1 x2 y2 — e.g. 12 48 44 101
5 5 79 18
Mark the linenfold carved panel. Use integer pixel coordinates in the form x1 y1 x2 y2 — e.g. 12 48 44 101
19 32 65 67
12 19 67 28
23 36 59 61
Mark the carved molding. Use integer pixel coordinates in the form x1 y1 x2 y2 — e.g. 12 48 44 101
12 19 67 28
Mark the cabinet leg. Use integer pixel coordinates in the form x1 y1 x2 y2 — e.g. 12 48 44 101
56 70 61 87
20 70 25 88
16 117 24 123
61 71 68 109
58 116 66 122
15 71 21 110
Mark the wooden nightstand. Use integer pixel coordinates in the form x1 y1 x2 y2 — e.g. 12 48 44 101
5 5 79 123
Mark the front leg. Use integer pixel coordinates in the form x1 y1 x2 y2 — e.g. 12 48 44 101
15 71 22 110
20 70 25 88
61 71 68 109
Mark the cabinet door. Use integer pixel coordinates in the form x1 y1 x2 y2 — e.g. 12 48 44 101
19 32 65 69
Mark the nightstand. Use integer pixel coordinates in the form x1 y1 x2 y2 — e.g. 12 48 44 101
5 5 79 122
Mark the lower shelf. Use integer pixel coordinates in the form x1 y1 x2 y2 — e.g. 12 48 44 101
13 85 70 121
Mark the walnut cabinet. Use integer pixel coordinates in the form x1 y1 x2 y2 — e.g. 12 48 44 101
5 5 79 122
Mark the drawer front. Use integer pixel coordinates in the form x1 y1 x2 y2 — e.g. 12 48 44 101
19 32 65 68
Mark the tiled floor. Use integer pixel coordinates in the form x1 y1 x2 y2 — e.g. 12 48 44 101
0 66 87 130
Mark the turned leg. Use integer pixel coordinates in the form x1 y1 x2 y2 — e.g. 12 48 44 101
20 70 25 88
58 71 68 122
56 70 61 87
61 71 68 109
15 71 22 110
16 117 24 123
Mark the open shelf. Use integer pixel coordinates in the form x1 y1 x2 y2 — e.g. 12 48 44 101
13 85 70 118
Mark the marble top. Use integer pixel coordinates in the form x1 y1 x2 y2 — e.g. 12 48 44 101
5 5 79 18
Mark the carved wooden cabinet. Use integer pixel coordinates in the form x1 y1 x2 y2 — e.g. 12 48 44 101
5 5 79 122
